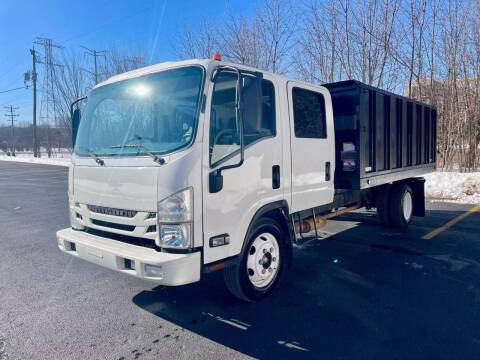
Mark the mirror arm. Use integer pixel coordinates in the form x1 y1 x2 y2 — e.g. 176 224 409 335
70 96 87 148
215 66 244 177
70 96 87 119
209 67 245 193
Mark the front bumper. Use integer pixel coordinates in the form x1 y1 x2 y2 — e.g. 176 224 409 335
56 228 201 286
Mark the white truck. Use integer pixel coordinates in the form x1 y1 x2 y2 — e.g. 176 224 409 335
57 57 436 301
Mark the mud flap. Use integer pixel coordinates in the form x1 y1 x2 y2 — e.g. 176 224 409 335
409 178 426 217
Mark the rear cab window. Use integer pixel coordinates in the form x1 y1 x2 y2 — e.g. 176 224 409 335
292 87 327 139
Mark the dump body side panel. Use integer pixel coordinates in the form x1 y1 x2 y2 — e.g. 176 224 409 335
323 80 436 190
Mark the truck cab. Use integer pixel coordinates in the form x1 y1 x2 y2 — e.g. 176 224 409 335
57 58 336 301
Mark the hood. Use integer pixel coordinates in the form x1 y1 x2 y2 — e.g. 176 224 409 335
73 166 158 212
72 144 203 213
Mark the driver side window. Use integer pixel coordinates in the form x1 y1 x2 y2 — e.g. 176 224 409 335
209 73 276 167
210 73 239 166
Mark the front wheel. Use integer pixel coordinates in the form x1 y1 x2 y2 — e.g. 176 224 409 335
223 217 287 302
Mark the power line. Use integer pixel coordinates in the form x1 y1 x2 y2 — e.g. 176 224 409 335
0 86 28 94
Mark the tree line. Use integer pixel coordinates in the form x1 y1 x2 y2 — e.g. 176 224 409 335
175 0 480 171
7 0 478 171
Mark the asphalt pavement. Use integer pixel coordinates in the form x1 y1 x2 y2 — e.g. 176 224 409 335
1 161 480 360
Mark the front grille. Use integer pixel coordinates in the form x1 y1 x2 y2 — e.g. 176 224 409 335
91 219 135 232
85 227 158 250
87 205 137 218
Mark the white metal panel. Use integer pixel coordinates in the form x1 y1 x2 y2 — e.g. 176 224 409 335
287 81 335 212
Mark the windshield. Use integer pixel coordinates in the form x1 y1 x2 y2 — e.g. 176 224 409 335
75 66 204 157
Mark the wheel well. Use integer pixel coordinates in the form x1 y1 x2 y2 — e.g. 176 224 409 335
262 209 293 269
263 208 290 240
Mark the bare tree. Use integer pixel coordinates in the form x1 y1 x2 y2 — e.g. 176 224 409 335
173 17 219 59
99 46 147 81
173 0 297 74
297 0 401 89
217 10 263 67
53 51 90 149
296 0 341 83
256 0 298 74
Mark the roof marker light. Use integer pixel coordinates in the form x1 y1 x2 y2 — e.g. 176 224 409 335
213 53 221 61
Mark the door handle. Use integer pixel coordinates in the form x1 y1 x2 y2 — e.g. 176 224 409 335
272 165 280 189
325 162 331 181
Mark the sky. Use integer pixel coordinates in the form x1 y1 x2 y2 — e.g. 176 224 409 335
0 0 254 124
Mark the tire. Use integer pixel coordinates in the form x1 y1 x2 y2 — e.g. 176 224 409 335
376 185 392 227
223 217 287 302
389 183 413 230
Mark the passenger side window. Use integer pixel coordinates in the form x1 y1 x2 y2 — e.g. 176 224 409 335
292 87 327 139
210 73 276 166
243 78 276 146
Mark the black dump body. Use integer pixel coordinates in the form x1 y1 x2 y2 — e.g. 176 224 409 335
323 80 436 190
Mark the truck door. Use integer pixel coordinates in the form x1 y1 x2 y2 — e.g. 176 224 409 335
287 81 335 212
202 70 283 264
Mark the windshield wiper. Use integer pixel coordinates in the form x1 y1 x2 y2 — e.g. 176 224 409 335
77 146 105 166
110 143 166 165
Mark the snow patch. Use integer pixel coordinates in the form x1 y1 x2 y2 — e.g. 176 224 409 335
424 171 480 204
0 154 70 167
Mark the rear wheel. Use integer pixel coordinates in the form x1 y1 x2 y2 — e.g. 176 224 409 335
389 183 413 229
223 217 287 302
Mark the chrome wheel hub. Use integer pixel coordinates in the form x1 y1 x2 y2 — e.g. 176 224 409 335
246 232 280 288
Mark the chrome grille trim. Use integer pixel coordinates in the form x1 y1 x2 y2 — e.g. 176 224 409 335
87 205 137 218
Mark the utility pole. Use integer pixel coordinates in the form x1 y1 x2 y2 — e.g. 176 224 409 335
81 46 105 85
4 106 19 152
29 48 39 157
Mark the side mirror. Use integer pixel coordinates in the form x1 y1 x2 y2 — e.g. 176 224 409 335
70 96 87 147
209 170 223 193
72 108 81 146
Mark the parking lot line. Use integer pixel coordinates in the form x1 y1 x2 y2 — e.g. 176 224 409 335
422 204 480 240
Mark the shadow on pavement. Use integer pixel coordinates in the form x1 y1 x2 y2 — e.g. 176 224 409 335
133 210 480 359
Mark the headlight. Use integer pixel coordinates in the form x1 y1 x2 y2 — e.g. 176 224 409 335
157 188 193 223
157 188 193 249
159 224 192 249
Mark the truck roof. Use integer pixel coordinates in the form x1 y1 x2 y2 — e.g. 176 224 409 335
94 58 302 89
